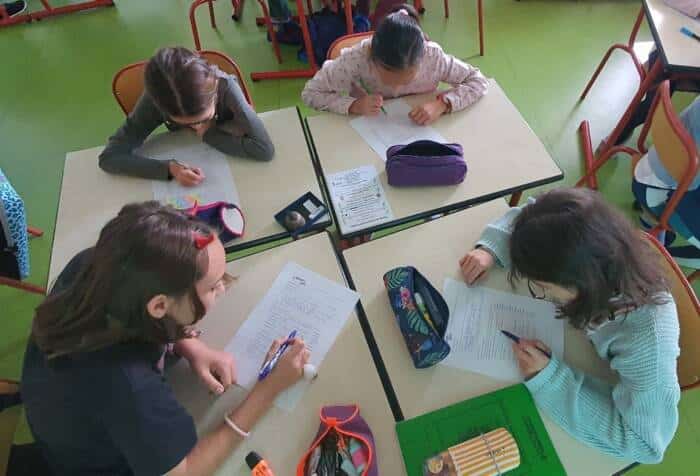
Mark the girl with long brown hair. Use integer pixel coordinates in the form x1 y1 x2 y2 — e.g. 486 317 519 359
100 47 274 187
459 187 680 464
21 201 308 475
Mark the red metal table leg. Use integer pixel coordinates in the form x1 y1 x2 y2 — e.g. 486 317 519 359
477 0 483 56
595 59 664 160
231 0 244 21
1 0 114 27
208 0 217 29
344 0 353 34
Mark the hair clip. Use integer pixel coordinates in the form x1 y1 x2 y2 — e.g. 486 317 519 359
193 231 215 249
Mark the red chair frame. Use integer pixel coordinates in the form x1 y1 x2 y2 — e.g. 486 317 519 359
0 0 114 28
579 7 646 102
578 81 699 281
190 0 246 51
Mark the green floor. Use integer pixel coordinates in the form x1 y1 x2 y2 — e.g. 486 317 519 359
1 0 699 473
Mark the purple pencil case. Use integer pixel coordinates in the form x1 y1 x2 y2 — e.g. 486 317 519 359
385 140 466 187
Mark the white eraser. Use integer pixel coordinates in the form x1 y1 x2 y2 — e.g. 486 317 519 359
303 364 318 381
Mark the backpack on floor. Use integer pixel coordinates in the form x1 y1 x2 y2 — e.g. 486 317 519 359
298 8 370 66
0 169 30 280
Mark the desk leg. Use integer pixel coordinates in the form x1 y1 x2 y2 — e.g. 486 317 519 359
509 191 522 207
477 0 484 56
595 59 664 158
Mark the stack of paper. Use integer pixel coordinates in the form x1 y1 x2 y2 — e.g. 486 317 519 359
225 262 359 411
441 278 564 382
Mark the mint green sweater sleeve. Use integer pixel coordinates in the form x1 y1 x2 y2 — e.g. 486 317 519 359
525 301 680 463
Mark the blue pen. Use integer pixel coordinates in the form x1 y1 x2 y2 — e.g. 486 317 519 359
500 329 552 358
258 330 297 381
681 27 700 43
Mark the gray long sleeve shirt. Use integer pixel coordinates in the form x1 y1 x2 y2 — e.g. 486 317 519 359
99 72 275 180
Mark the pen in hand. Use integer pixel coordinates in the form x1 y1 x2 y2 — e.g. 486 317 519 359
500 330 552 358
357 78 387 115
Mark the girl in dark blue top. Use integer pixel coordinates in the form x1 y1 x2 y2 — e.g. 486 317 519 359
22 202 309 476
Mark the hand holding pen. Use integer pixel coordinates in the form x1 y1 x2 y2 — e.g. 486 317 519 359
501 330 552 380
256 332 315 398
349 78 386 116
168 159 205 187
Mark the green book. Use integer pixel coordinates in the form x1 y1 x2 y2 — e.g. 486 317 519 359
395 384 566 475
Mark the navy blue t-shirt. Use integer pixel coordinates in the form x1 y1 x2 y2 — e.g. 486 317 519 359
21 250 197 475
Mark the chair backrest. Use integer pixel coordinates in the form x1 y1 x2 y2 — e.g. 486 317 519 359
111 50 254 116
644 81 699 185
327 32 374 60
643 233 700 391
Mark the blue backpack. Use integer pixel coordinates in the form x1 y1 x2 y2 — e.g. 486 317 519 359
298 9 370 66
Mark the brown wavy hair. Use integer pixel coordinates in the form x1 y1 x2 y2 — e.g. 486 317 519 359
144 46 218 118
32 201 214 358
508 188 669 329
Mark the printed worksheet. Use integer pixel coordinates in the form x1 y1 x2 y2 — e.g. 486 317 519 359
327 165 394 235
441 278 564 382
138 130 240 209
350 99 447 160
225 262 359 411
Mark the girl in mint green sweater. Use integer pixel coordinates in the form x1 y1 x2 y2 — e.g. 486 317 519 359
459 187 680 464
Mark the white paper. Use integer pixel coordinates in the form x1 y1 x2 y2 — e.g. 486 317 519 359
350 99 447 160
327 165 394 234
225 262 359 411
138 130 240 209
441 278 564 382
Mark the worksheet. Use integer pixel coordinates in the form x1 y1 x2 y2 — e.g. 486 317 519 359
225 262 359 411
138 130 240 209
441 278 564 382
350 99 447 160
327 165 394 234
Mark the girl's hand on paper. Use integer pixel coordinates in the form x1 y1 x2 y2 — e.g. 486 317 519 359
512 339 551 380
258 338 310 398
169 160 205 187
409 99 448 125
349 94 384 116
459 248 495 285
175 338 236 394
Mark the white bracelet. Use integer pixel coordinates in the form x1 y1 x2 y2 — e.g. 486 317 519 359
224 415 250 439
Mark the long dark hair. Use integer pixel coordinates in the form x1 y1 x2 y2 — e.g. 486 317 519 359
144 46 218 118
370 4 425 71
508 188 669 329
33 201 214 358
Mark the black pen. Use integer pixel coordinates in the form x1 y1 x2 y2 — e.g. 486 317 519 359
501 329 551 358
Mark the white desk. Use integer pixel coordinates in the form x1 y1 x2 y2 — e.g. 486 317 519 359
343 199 632 476
49 107 329 284
306 79 563 238
167 232 404 475
645 0 700 73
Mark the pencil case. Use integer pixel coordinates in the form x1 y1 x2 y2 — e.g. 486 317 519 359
423 428 520 476
185 201 245 243
297 405 378 476
385 140 466 187
383 266 451 369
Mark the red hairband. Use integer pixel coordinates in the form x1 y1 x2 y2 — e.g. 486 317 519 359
193 231 215 249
